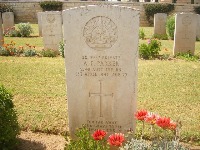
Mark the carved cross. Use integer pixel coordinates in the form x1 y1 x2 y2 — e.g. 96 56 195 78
89 80 113 117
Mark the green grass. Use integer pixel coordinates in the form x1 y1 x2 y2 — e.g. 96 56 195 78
1 25 200 144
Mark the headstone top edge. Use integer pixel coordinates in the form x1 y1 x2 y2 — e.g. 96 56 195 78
62 5 139 12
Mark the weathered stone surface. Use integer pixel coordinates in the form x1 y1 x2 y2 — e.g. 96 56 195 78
173 13 197 55
197 14 200 40
0 13 4 46
154 13 167 35
63 5 139 137
37 12 43 37
2 12 15 32
41 11 63 51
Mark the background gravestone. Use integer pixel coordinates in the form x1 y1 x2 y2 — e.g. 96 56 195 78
173 13 197 55
0 13 4 46
41 11 63 51
63 5 139 137
154 13 167 35
37 12 43 37
197 14 200 40
2 12 14 33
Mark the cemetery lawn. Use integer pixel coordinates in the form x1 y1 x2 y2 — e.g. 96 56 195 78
0 25 200 144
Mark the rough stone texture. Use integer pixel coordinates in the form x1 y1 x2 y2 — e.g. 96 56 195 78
0 13 4 46
197 14 200 39
41 11 63 51
1 2 199 27
2 12 15 32
173 13 197 55
37 12 43 37
154 13 167 35
63 5 139 137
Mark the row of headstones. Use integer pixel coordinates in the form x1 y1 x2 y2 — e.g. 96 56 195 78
154 13 200 55
0 12 15 46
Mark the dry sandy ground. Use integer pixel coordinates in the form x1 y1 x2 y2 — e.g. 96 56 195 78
17 131 66 150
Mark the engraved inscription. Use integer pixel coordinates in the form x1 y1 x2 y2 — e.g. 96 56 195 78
47 14 56 23
89 80 113 117
86 120 122 132
181 16 192 39
76 55 128 77
5 14 10 19
182 16 192 26
83 16 118 51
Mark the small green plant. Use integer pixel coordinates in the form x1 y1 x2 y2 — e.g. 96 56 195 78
59 41 65 58
24 49 37 57
152 34 168 40
120 139 150 150
17 23 34 37
0 41 17 56
143 4 174 25
4 26 21 37
40 49 57 57
65 127 110 150
39 1 63 11
166 15 175 40
139 39 161 59
194 6 200 14
151 140 189 150
175 52 200 61
0 84 20 150
139 29 146 40
0 4 13 13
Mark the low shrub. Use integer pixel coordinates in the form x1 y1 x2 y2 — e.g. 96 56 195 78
40 49 57 57
4 23 34 37
139 39 161 59
24 49 37 57
39 1 63 11
139 29 146 40
175 52 200 61
0 84 20 150
0 41 17 56
143 4 174 25
17 23 34 37
166 15 175 40
59 41 65 58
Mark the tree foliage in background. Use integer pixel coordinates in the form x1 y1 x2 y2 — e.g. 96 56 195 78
39 1 63 11
194 6 200 14
143 4 174 25
166 15 175 40
0 4 13 13
0 84 20 150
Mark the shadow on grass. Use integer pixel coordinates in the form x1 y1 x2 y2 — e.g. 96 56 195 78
17 138 46 150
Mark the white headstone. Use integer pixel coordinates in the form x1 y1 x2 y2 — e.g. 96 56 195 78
196 14 200 40
0 13 4 46
154 13 167 35
173 13 197 55
37 12 43 37
63 5 139 137
41 11 63 51
2 12 15 33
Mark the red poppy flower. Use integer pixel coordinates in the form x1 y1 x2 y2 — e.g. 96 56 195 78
156 117 171 129
108 133 125 147
145 112 159 125
92 129 107 141
134 110 148 121
168 121 177 130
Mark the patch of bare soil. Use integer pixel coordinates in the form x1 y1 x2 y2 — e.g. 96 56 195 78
17 131 66 150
